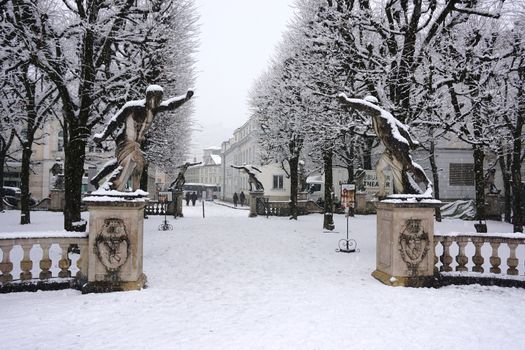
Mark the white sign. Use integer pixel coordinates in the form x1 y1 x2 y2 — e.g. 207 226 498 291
360 170 392 195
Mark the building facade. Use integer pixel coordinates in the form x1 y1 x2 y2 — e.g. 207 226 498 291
220 118 291 202
4 118 167 201
185 146 223 187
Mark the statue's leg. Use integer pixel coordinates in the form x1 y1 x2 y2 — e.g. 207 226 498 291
90 160 118 189
375 153 389 197
111 156 136 191
390 158 405 194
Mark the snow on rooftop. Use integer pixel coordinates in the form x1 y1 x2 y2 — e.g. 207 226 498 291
210 154 222 165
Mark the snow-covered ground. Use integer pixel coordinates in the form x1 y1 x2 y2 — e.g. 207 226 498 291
1 203 524 350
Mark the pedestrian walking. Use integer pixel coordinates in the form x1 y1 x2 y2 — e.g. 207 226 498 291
191 192 197 206
233 192 239 207
185 191 191 206
239 191 246 206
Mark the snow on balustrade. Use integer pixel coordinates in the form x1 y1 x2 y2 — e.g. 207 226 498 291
434 232 525 279
0 234 88 289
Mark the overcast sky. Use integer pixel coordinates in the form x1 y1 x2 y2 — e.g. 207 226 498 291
189 0 297 160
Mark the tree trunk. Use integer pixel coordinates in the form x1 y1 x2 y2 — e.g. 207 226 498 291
363 138 374 170
345 142 355 183
346 164 354 184
428 138 441 221
288 156 299 220
511 134 523 233
473 145 485 221
0 153 5 212
0 131 15 212
499 154 512 223
19 144 32 224
63 128 86 232
323 150 335 231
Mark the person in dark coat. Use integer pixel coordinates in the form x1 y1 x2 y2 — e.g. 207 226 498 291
191 192 197 206
239 191 246 206
233 192 239 207
185 191 191 206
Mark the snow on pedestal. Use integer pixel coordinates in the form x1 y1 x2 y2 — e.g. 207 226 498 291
82 190 148 293
372 198 442 287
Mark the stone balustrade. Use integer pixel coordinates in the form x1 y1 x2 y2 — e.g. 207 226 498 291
145 201 168 215
256 199 323 216
434 232 525 285
0 234 88 291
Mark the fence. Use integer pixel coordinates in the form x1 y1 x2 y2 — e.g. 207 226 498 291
0 233 88 292
434 232 525 287
145 201 168 215
256 199 323 216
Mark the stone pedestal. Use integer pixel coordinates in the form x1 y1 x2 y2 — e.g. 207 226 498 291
249 191 264 217
485 194 502 221
355 193 377 214
372 199 441 287
173 190 184 218
49 189 65 212
82 195 148 293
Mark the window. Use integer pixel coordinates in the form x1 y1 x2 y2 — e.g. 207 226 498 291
273 175 284 189
57 130 64 151
449 163 474 186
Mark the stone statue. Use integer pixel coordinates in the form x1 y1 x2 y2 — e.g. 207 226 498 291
90 85 193 191
484 168 500 194
355 167 366 192
337 94 431 197
231 164 264 191
50 163 64 190
168 161 202 191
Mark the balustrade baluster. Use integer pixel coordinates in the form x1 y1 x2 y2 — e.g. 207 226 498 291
20 243 33 280
39 242 52 280
440 238 453 272
76 242 88 280
58 244 72 278
507 242 519 276
489 241 501 274
455 240 468 272
0 244 14 283
472 238 484 273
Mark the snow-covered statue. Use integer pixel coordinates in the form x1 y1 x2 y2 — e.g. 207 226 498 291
337 94 432 197
168 161 202 191
355 167 366 192
484 168 500 194
90 85 194 191
231 164 264 191
50 162 64 190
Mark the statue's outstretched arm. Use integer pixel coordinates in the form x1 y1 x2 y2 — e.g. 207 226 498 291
251 166 262 173
157 90 194 113
337 93 381 118
93 105 133 144
397 125 419 149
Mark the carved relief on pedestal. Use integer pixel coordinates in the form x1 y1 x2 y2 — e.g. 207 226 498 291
398 219 429 275
94 218 130 276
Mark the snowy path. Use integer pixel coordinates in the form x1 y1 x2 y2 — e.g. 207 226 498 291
1 203 524 350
